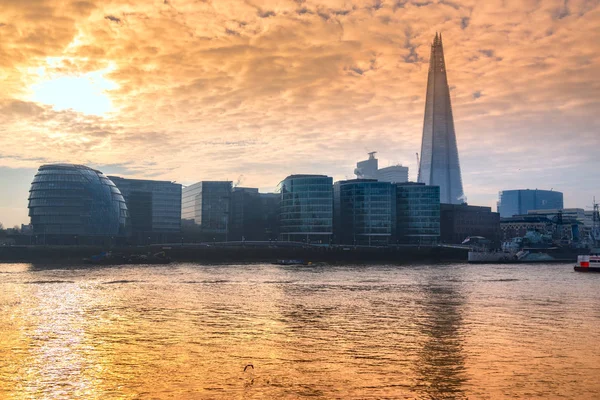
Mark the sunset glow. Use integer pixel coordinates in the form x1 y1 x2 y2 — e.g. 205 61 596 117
0 0 599 226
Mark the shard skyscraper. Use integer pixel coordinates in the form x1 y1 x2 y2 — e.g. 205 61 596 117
417 33 465 204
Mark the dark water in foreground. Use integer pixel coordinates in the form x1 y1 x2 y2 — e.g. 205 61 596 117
1 262 599 399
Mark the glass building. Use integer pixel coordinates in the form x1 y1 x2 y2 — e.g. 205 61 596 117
182 181 232 240
333 179 394 246
109 176 182 243
278 175 333 243
395 183 440 244
497 189 564 218
28 164 128 244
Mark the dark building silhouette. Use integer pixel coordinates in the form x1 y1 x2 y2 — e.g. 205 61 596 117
395 183 440 244
28 164 128 245
109 176 182 244
333 179 395 246
440 204 500 245
229 188 279 241
417 33 465 204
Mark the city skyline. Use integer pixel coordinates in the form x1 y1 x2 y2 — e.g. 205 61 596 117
1 0 599 226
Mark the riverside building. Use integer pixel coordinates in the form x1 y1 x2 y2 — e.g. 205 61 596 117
28 164 128 245
108 176 182 244
497 189 564 218
278 175 333 243
182 181 232 241
333 179 394 246
395 183 440 245
440 204 501 245
229 188 279 241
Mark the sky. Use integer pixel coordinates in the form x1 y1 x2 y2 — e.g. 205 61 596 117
0 0 599 227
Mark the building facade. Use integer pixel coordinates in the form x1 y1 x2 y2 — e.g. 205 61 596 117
28 164 128 244
109 176 182 243
333 179 394 246
417 33 465 204
497 189 564 218
182 181 232 240
278 175 333 243
229 188 279 241
395 183 440 245
440 204 501 245
354 152 409 183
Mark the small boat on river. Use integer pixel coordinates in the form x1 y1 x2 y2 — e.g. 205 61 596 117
574 255 600 272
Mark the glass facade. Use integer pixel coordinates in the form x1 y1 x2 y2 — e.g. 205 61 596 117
395 183 440 244
497 189 564 218
109 177 182 233
181 181 232 239
417 34 465 204
278 175 333 243
334 179 394 246
28 164 128 241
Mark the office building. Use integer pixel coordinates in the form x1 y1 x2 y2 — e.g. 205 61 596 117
182 181 232 240
395 183 440 244
28 164 128 244
278 174 333 243
333 179 394 246
440 204 501 245
417 33 465 204
377 165 409 184
354 152 409 183
109 176 182 243
354 152 379 179
497 189 564 218
229 188 279 241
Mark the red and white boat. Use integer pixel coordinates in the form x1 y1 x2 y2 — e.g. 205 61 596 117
574 255 600 272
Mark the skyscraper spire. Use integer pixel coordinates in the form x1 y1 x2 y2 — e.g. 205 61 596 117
417 34 465 204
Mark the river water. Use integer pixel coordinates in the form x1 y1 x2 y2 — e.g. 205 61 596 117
0 262 599 399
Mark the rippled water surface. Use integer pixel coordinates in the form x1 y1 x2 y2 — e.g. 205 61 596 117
1 262 600 399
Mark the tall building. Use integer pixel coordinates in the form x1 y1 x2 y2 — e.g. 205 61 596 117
278 174 333 243
109 176 182 243
28 164 128 244
182 181 232 240
229 188 279 241
354 152 409 183
417 33 465 204
333 179 395 246
354 152 379 179
395 183 440 244
440 204 500 245
497 189 564 218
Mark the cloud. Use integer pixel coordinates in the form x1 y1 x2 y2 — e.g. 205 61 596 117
0 0 599 224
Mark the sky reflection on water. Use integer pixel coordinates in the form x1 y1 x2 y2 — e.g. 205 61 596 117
1 263 600 399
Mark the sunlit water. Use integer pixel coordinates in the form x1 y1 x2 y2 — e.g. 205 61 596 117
1 262 599 399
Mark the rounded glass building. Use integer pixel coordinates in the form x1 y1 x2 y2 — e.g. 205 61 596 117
28 164 128 243
277 174 333 243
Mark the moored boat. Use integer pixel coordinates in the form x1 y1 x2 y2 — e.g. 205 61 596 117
574 255 600 272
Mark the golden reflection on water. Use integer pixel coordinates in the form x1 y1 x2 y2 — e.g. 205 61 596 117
1 263 600 399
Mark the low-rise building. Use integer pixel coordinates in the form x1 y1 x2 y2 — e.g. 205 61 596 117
441 204 501 245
